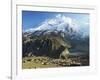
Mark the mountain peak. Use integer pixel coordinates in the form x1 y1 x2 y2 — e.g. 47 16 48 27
24 14 79 33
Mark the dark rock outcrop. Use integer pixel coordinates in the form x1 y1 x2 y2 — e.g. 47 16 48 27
22 35 71 59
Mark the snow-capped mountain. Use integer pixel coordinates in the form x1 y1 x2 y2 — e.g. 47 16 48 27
23 14 89 40
24 14 79 32
23 14 89 57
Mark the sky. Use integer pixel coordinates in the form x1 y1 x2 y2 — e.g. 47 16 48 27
22 11 89 35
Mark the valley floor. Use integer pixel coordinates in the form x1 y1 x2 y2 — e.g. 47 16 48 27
22 55 89 69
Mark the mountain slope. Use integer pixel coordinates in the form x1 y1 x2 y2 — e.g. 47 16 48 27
23 14 89 57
